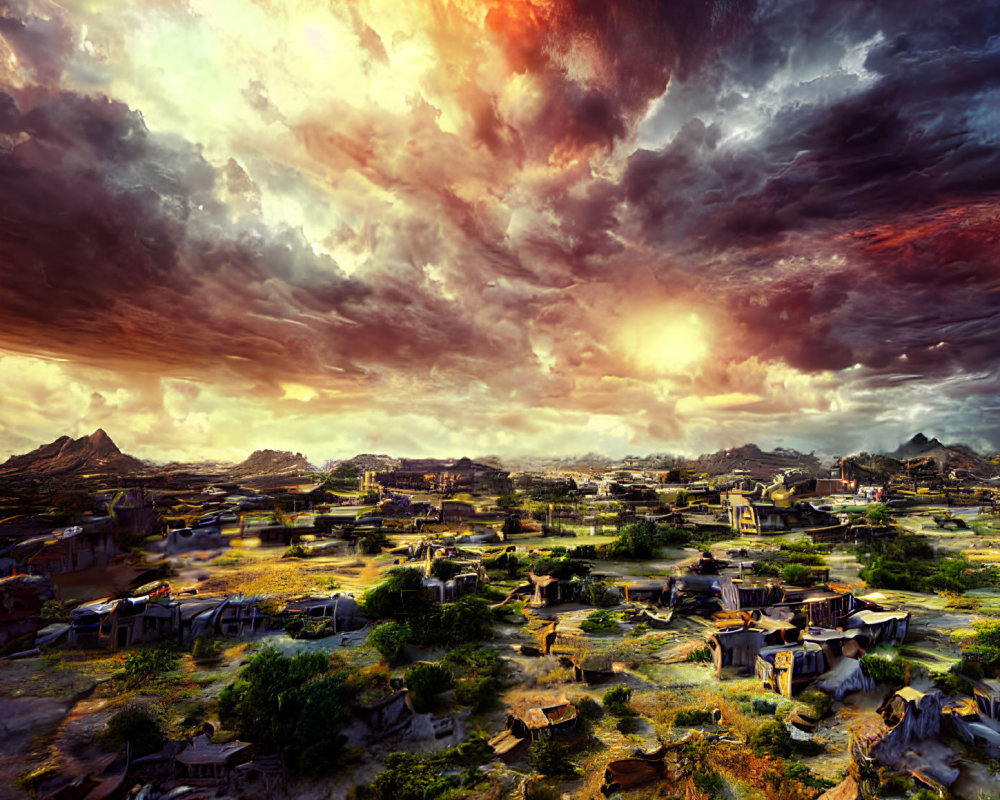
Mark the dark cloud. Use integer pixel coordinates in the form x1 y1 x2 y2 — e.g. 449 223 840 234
0 89 532 395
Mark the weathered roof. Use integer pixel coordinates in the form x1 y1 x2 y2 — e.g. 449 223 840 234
848 610 909 624
176 736 252 766
895 686 926 703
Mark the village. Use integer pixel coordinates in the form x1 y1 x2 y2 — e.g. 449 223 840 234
1 431 1000 800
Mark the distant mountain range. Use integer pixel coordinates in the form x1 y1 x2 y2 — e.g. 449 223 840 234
232 449 316 476
884 432 991 474
687 443 823 480
1 429 993 482
0 429 146 477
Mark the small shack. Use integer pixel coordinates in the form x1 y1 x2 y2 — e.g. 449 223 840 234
174 735 253 787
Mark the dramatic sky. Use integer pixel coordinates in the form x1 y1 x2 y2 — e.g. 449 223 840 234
1 0 999 464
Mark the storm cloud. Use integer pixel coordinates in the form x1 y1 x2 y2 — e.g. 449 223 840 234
0 0 998 461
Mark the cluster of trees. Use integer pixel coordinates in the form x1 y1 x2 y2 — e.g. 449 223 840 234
858 532 998 592
362 568 494 656
218 647 351 775
606 522 694 559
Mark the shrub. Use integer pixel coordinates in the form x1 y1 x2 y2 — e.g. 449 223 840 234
427 595 494 645
608 522 655 559
965 620 1000 664
123 648 179 686
587 580 619 607
694 771 725 798
362 568 429 619
39 599 70 623
404 662 454 711
527 737 578 777
455 677 498 712
866 503 891 525
359 530 389 555
860 653 909 686
785 763 836 790
602 685 633 717
569 544 598 559
192 637 223 662
571 695 603 721
752 561 782 577
283 543 306 558
747 721 793 757
217 646 349 775
367 621 412 665
781 563 813 586
799 689 833 719
581 610 618 634
97 704 166 757
685 646 713 663
674 708 715 726
655 525 692 547
429 558 463 581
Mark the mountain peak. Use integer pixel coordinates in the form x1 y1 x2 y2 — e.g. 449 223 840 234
0 429 142 476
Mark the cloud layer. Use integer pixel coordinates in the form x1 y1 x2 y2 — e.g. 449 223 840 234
1 0 998 461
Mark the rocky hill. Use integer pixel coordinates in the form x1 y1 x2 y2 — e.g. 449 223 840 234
0 429 145 476
232 449 315 476
687 444 823 480
885 433 991 475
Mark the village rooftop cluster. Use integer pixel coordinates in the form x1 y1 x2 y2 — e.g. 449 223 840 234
1 431 1000 800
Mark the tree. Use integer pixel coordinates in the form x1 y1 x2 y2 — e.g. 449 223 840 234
608 521 655 559
602 685 633 717
217 647 349 775
404 662 454 711
123 648 179 687
362 567 429 619
866 503 891 525
746 720 793 757
98 705 166 757
429 558 463 581
527 737 578 777
367 621 412 664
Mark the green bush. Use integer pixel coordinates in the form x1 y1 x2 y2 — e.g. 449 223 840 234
404 662 454 711
39 599 70 623
866 503 891 525
685 646 713 663
860 653 909 686
786 763 836 790
362 568 429 619
747 720 793 757
580 609 618 634
429 558 463 581
367 621 412 664
799 689 833 719
602 685 633 717
608 522 655 559
693 771 725 798
283 543 306 558
455 677 499 712
359 530 390 555
964 619 1000 664
569 544 598 559
97 704 166 757
358 739 494 800
192 637 223 662
527 737 578 777
587 580 619 607
655 525 692 547
571 695 603 721
217 646 349 776
752 561 782 577
123 648 179 687
674 708 715 726
781 563 813 586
